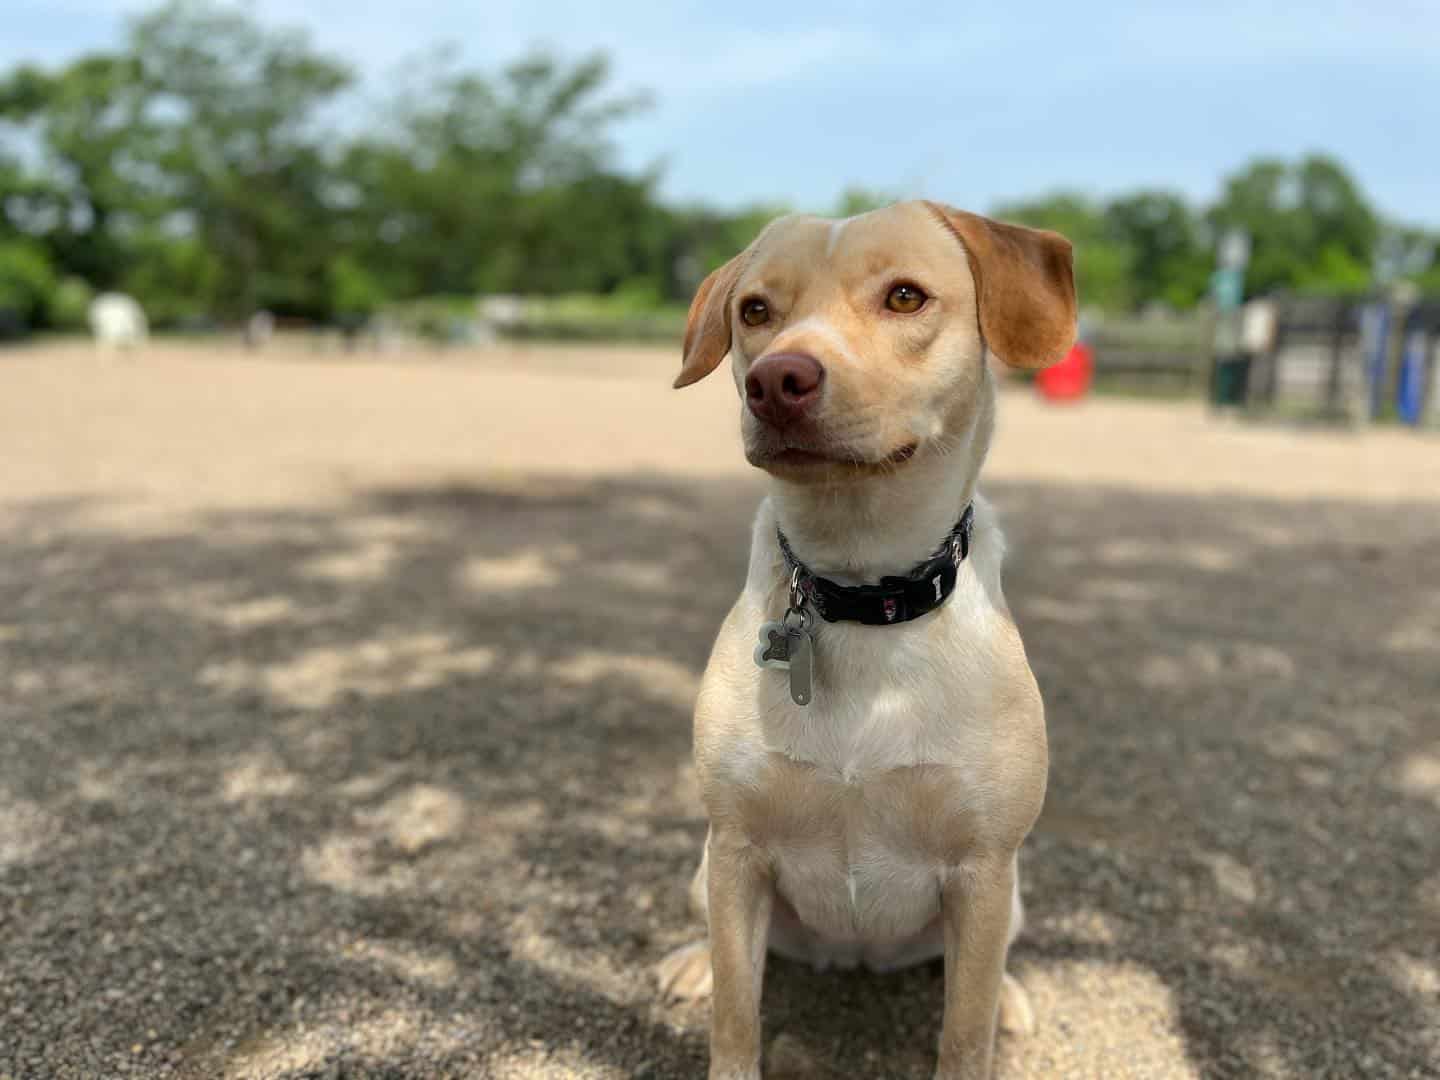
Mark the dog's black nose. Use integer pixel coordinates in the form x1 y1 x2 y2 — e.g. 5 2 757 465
745 353 825 428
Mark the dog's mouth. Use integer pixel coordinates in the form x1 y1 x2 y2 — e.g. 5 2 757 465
752 439 920 471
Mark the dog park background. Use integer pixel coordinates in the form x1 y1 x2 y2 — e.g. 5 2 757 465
2 3 1438 1077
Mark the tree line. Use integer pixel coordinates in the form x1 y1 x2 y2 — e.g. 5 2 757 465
1 0 1435 333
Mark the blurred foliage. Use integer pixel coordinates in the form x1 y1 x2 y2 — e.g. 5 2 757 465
503 294 687 343
47 275 94 329
328 255 386 319
1105 192 1211 309
0 239 57 323
1207 156 1380 297
0 0 1436 333
834 186 896 218
994 160 1401 315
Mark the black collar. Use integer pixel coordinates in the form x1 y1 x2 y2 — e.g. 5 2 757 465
776 504 974 626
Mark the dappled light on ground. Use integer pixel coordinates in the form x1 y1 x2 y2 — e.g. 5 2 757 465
2 471 1436 1078
200 632 497 710
1 351 1438 1077
1004 961 1196 1079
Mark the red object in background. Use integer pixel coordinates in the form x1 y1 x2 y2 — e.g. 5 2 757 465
1036 341 1093 401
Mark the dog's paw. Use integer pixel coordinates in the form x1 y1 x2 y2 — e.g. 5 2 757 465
656 941 713 1001
998 972 1036 1036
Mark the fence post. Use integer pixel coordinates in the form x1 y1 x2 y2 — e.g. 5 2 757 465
1325 302 1349 421
1427 335 1440 429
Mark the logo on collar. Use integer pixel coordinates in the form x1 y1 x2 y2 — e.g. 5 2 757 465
882 598 898 622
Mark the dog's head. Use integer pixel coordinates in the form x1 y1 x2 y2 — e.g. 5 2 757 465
674 201 1076 479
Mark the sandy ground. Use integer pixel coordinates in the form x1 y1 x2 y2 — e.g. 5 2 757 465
1 340 1437 1079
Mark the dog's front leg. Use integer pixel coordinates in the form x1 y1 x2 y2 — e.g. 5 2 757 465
935 855 1016 1080
705 828 773 1080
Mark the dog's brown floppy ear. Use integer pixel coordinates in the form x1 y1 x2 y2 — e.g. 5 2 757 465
927 203 1077 370
674 253 744 389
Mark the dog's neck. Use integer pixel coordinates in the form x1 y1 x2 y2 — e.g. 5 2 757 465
768 380 994 585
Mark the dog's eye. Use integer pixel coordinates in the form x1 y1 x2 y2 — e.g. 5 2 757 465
739 298 770 327
886 283 927 314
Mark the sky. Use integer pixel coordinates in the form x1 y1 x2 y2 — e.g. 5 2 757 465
6 0 1439 227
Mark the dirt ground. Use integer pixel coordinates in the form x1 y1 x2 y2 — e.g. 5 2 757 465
1 341 1437 1079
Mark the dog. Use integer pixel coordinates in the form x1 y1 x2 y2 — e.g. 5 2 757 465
656 201 1076 1079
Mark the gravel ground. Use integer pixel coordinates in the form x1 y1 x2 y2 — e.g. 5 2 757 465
1 341 1437 1079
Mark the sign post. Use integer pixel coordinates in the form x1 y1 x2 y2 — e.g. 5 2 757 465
1209 228 1251 408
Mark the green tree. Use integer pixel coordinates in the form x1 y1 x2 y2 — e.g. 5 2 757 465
0 54 151 289
340 49 654 299
0 239 57 325
119 229 221 324
328 255 385 320
1104 191 1209 308
126 0 353 317
834 187 894 217
1208 154 1379 296
4 0 1431 331
47 276 94 330
1402 232 1440 295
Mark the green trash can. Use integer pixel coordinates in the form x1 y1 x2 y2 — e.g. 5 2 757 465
1211 354 1252 406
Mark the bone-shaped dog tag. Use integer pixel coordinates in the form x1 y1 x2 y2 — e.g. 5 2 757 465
755 612 814 706
754 620 791 669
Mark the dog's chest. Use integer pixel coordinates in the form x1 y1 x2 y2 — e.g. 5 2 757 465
748 756 977 943
726 613 1002 941
762 613 995 775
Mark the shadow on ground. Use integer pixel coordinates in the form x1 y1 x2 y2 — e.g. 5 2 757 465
0 474 1436 1078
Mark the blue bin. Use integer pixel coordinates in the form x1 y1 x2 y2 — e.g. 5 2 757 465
1396 326 1430 426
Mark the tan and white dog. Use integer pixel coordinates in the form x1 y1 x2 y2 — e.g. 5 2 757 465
656 201 1076 1079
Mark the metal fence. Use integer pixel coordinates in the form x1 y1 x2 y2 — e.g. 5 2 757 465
1247 295 1440 426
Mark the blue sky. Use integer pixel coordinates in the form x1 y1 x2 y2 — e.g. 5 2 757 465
7 1 1439 226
